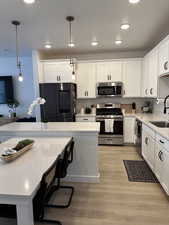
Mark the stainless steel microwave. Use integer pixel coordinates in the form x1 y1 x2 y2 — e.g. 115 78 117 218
97 82 123 97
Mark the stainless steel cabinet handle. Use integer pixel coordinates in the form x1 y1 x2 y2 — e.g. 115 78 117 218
150 88 153 95
123 90 125 95
107 75 109 80
83 119 88 121
57 76 58 81
145 137 148 145
164 61 168 71
59 76 61 81
145 89 148 95
158 151 164 161
160 151 164 161
110 75 111 80
160 140 164 144
158 151 161 160
84 91 86 96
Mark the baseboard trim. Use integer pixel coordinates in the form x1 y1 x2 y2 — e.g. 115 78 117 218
63 173 100 183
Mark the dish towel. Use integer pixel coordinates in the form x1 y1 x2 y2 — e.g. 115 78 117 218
109 119 114 133
105 119 114 133
105 119 111 133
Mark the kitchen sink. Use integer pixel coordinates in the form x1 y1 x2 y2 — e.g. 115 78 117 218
150 121 169 128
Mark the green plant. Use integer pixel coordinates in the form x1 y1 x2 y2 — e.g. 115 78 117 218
14 139 34 151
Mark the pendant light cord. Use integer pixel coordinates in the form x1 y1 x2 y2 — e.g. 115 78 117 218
15 24 20 69
69 20 72 44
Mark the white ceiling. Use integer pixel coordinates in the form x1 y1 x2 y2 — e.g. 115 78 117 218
0 0 169 56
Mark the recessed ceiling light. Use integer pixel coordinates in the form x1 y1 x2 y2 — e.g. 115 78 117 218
68 42 75 48
91 41 99 46
115 40 122 45
23 0 35 4
121 23 130 30
45 43 52 49
129 0 141 4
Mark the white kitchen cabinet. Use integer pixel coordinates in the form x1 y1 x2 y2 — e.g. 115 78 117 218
159 37 169 76
123 60 142 97
155 136 169 194
142 55 149 97
142 128 155 171
76 63 96 99
147 48 158 98
142 125 169 195
96 61 122 82
41 61 75 83
124 116 136 144
142 48 158 98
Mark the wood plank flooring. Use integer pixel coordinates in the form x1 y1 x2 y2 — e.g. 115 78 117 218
1 145 169 225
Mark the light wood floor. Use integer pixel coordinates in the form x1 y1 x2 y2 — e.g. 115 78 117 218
1 145 169 225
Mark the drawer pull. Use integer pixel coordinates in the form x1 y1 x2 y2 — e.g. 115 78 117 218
83 119 88 121
160 140 164 144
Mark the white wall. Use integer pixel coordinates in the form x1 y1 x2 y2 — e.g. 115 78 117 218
0 56 35 117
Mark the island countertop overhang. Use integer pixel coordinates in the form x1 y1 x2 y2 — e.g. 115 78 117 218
0 122 100 134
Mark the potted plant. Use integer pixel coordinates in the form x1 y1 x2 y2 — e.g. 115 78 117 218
7 99 20 118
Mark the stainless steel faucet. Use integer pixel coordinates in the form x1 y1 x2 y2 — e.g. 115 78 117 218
164 95 169 114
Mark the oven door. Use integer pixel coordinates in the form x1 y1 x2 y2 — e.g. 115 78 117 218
97 84 122 97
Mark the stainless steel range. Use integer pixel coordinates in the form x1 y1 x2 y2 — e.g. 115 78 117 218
96 104 123 146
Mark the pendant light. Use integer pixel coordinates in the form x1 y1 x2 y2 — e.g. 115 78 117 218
66 16 76 80
70 57 76 80
66 16 75 48
12 20 23 82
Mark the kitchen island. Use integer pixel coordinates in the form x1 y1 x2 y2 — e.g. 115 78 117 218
0 122 100 183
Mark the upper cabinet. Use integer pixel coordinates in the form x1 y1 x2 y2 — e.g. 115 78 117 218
40 61 75 83
123 60 142 97
76 63 96 99
159 37 169 76
96 61 122 83
142 48 158 98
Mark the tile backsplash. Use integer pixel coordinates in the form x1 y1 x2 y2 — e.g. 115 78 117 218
76 98 152 114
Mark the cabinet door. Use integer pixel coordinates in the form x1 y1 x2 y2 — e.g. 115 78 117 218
162 150 169 194
154 142 164 182
124 117 136 144
123 60 142 97
147 135 155 171
42 62 73 83
108 62 122 81
159 39 169 76
148 48 158 98
96 62 122 82
142 55 149 97
142 129 155 171
76 63 96 98
142 130 149 162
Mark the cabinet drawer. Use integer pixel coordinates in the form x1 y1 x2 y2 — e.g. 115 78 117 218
142 124 156 139
76 116 96 122
156 134 169 151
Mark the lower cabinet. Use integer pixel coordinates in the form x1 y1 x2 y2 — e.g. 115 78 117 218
142 124 169 195
154 139 169 194
142 128 155 171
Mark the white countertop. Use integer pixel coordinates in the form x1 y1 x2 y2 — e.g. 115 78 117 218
0 137 71 197
0 122 100 133
128 113 169 141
